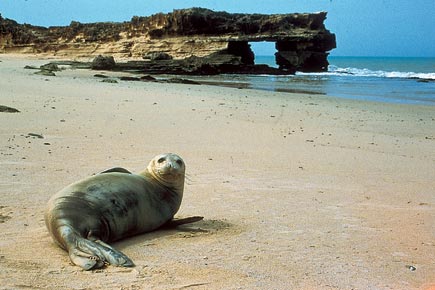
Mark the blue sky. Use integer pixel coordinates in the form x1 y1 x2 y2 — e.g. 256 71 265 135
1 0 434 57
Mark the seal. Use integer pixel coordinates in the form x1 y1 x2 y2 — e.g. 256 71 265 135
45 153 201 270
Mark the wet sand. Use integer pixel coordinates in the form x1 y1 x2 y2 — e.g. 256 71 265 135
1 55 435 289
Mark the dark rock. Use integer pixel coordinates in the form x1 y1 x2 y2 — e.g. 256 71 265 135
94 74 108 78
40 63 61 71
0 105 20 113
34 70 56 76
91 55 116 70
24 65 38 70
44 52 290 75
140 75 157 81
227 42 254 65
143 52 173 60
119 76 141 81
101 79 118 83
275 50 329 72
166 78 200 85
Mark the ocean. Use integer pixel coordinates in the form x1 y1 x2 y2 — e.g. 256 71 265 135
190 56 435 106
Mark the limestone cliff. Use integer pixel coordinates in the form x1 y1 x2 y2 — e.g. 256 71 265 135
0 8 336 73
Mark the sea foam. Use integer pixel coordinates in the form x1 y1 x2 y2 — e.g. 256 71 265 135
297 65 435 80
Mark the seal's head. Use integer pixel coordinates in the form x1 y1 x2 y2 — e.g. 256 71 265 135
141 153 185 193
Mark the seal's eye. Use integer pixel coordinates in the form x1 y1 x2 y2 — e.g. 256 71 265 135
176 159 183 166
157 157 165 163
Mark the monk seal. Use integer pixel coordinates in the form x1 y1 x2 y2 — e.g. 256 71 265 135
45 153 202 270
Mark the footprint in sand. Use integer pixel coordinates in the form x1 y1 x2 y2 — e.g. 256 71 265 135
0 206 12 223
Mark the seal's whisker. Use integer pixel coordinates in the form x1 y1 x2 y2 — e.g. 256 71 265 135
185 174 196 185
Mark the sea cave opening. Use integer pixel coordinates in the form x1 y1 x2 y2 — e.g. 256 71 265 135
249 41 278 68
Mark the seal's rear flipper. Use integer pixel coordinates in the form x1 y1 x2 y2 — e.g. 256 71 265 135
99 167 132 174
69 245 105 270
94 239 135 268
68 236 134 270
162 216 204 229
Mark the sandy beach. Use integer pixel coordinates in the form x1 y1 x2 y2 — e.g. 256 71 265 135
1 55 434 289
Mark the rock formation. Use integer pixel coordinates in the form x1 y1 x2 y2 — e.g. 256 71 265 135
0 8 336 74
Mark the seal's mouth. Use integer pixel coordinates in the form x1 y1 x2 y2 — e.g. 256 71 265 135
156 170 181 180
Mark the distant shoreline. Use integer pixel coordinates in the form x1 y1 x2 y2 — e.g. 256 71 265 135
1 54 434 106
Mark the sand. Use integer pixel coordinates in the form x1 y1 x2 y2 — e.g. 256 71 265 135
0 55 434 290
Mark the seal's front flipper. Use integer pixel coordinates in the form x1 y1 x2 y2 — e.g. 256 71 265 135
162 216 204 229
68 237 134 270
99 167 132 174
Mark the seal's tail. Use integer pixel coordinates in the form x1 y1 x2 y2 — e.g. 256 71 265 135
59 226 134 270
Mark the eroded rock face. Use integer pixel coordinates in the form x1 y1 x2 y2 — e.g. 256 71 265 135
0 8 336 73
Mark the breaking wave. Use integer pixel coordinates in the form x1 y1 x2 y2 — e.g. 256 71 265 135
297 65 435 80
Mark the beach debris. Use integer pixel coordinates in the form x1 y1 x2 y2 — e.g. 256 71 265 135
0 105 20 113
0 206 12 223
101 79 118 83
406 265 417 271
27 133 44 139
0 213 12 223
94 74 108 78
178 282 211 289
24 65 38 70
